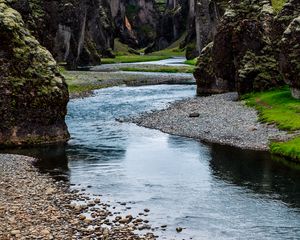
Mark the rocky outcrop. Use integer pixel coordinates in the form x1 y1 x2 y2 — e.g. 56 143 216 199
0 2 69 146
279 16 300 99
146 0 190 53
186 0 227 59
112 0 160 48
9 0 114 69
194 0 284 95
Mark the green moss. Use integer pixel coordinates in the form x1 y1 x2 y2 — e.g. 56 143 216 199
184 58 198 66
271 0 287 12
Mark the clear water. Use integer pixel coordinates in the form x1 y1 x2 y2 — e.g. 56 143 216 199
5 85 300 239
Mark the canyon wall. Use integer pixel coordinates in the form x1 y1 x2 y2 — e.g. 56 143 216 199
9 0 114 69
194 0 300 97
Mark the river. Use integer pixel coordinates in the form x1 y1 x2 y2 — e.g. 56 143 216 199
6 83 300 239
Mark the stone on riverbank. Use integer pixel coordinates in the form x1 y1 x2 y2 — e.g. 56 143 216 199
0 154 156 239
131 93 294 150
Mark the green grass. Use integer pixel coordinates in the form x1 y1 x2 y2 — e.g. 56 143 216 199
271 137 300 161
184 58 198 66
101 55 170 64
244 87 300 162
244 87 300 131
120 65 194 73
67 84 100 94
271 0 287 12
149 47 186 57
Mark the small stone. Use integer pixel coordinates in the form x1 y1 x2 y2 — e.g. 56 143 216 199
11 230 21 235
189 112 200 118
144 208 150 212
45 187 55 195
176 227 183 232
41 229 50 235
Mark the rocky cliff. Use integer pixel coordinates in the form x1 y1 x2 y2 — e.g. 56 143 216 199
111 0 160 48
9 0 114 69
193 0 299 96
186 0 227 59
0 1 69 146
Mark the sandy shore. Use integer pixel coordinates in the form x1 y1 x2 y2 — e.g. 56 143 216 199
130 92 294 151
0 154 156 240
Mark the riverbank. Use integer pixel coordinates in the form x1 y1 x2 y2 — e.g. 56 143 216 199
0 154 155 240
244 87 300 161
129 92 295 151
64 58 195 98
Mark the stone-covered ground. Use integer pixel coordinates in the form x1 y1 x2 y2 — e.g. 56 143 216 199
0 154 156 240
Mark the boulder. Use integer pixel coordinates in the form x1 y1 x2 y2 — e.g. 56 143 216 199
0 2 69 146
194 0 284 95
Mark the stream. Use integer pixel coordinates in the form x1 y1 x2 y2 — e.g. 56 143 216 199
4 58 300 239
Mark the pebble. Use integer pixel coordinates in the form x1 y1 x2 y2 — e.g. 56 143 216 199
0 155 157 240
131 92 292 150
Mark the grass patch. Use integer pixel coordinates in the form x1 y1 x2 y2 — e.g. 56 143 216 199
120 65 194 73
271 0 287 12
244 87 300 162
101 55 170 64
271 137 300 161
244 87 300 131
149 47 186 57
184 58 198 66
67 84 101 94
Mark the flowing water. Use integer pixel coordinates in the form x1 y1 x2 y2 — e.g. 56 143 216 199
5 84 300 239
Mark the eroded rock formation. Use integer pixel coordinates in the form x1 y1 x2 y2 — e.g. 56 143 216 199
112 0 160 48
0 2 69 146
279 16 300 99
194 0 285 95
9 0 114 69
146 0 190 53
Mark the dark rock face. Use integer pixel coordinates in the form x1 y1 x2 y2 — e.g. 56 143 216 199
146 0 190 53
186 0 227 60
279 16 300 99
111 0 160 49
9 0 114 69
0 2 69 146
194 0 284 96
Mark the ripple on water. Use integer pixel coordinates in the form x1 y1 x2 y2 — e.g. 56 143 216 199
4 84 300 240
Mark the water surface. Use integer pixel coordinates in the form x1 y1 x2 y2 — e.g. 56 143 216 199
5 84 300 239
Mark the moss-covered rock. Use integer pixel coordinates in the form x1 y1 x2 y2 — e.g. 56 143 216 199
279 16 300 98
194 0 285 96
0 2 69 146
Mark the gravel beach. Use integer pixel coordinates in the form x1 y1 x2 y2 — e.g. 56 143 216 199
131 92 294 151
0 154 156 240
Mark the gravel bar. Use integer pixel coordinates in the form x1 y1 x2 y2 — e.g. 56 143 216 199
0 154 156 240
131 92 293 151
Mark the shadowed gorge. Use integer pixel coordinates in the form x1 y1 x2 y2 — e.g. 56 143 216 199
1 0 300 239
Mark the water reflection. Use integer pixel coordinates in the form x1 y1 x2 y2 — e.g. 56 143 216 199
1 84 300 239
0 145 69 181
209 144 300 209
